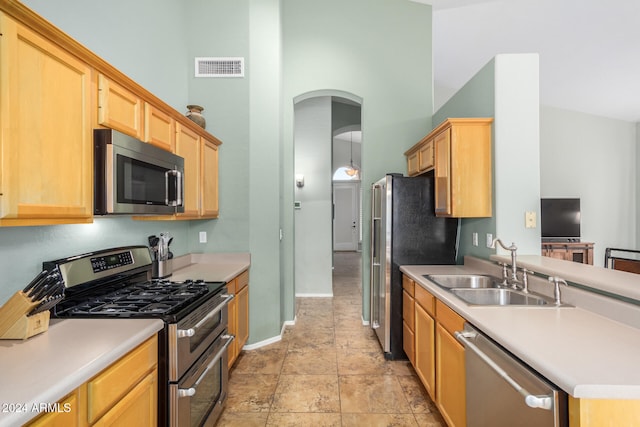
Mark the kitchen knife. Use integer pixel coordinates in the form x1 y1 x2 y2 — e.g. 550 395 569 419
23 270 49 295
28 272 60 302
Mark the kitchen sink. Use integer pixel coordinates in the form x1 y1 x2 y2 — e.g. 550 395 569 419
425 274 504 289
450 288 552 306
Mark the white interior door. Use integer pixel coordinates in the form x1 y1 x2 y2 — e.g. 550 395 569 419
333 182 360 251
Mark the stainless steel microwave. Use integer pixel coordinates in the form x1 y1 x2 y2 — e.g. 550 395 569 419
94 129 184 215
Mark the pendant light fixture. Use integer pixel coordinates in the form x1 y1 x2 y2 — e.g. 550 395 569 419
345 131 359 177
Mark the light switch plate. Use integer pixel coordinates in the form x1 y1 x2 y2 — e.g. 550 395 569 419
525 211 537 228
472 232 478 246
199 231 207 243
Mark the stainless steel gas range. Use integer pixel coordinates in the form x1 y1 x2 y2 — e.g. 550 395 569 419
45 246 233 426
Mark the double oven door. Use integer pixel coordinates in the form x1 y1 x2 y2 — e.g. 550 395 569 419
165 288 234 427
171 331 234 426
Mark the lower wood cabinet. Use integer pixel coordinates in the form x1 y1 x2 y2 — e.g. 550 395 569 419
435 300 466 427
26 336 158 427
228 270 250 368
402 275 416 365
403 274 465 427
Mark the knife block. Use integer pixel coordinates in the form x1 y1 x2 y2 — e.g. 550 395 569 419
0 291 50 340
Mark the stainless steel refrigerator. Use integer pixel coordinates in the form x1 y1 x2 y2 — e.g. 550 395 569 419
370 173 459 359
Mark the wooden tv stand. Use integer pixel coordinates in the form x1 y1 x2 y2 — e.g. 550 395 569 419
541 241 594 265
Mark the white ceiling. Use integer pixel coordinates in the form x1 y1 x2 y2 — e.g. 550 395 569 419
414 0 640 122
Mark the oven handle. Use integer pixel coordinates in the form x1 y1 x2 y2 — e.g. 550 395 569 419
177 334 235 398
177 294 234 338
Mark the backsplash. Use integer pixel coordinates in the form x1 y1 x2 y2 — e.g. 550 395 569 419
0 217 190 305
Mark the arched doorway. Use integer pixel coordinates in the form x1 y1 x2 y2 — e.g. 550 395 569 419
293 93 362 297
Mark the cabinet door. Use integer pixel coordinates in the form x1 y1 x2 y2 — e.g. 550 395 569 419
144 103 175 152
97 74 143 139
414 303 436 400
434 129 452 216
236 284 249 352
87 337 157 423
436 323 466 427
418 140 434 172
407 151 419 176
200 137 219 218
175 124 201 217
92 370 157 427
26 390 80 427
0 14 93 226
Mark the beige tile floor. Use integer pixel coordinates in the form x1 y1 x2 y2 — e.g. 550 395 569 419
217 252 446 426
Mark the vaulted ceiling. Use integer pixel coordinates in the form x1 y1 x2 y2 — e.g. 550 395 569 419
415 0 640 122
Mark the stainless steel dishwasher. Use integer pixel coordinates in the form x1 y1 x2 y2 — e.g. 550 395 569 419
455 323 568 427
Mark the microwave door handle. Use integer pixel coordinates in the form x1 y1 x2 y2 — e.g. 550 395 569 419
174 170 183 206
165 169 183 207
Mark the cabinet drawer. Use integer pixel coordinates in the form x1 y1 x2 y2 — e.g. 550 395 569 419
87 336 158 423
402 275 415 297
435 300 465 336
403 320 415 365
236 270 249 291
415 285 435 316
402 289 414 331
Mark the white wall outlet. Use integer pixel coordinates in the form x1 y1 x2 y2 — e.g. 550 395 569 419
472 232 478 246
525 211 537 228
199 231 207 243
486 233 494 248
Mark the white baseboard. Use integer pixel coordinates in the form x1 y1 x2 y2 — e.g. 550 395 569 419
241 317 296 351
295 293 333 298
242 335 282 350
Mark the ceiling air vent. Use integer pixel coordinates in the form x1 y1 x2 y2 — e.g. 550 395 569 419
195 57 245 78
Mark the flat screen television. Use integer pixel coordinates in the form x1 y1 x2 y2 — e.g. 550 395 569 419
541 198 581 241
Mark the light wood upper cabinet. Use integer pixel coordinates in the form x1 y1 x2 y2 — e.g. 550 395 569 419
405 137 434 176
406 118 493 217
434 130 452 215
144 103 175 152
434 118 493 217
0 13 93 226
97 74 143 139
0 1 223 227
176 124 201 218
200 137 219 218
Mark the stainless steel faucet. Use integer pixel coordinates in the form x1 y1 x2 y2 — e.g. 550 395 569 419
492 238 518 286
548 276 568 305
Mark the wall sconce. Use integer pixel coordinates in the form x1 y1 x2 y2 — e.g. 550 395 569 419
295 174 305 188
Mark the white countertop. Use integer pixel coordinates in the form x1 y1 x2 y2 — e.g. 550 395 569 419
170 252 250 283
401 262 640 399
0 318 163 426
491 254 640 303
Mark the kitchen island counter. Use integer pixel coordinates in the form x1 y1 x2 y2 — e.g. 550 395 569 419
401 259 640 400
0 318 162 427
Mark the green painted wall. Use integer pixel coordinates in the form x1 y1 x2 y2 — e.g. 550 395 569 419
281 0 433 323
433 54 541 260
1 0 435 343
